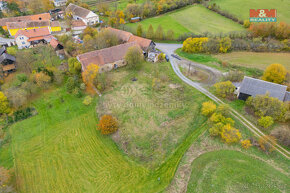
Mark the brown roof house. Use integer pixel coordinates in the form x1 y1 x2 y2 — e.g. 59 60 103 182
106 27 156 54
15 27 51 49
71 20 87 35
0 13 51 27
77 42 139 72
66 3 99 26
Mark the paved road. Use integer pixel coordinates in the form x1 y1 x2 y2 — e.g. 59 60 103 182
156 43 290 159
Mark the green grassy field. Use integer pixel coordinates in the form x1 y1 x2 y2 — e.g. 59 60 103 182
187 150 289 193
126 5 245 38
3 62 289 192
98 62 208 167
175 49 264 77
214 52 290 71
6 62 210 193
210 0 290 23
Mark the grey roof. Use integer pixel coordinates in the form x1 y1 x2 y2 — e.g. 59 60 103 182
0 37 15 45
284 92 290 101
239 76 288 101
66 3 91 18
0 46 6 55
0 53 16 63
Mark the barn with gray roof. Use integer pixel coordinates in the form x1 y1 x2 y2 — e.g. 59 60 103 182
237 76 289 102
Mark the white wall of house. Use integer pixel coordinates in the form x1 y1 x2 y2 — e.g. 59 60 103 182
53 0 67 7
15 35 30 49
72 12 99 26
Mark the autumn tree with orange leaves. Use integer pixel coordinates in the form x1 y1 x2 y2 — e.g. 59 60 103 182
82 64 99 93
98 115 119 134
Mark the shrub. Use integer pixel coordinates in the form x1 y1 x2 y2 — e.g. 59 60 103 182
34 72 51 88
220 124 241 144
243 20 250 28
6 46 17 56
209 122 223 137
124 46 144 69
182 37 209 53
212 81 235 98
246 94 287 121
271 127 290 147
219 37 231 53
16 73 28 82
68 57 82 75
83 96 92 106
201 101 216 116
258 135 276 153
0 92 10 115
136 24 143 37
241 139 252 149
216 104 230 116
224 70 245 82
98 115 118 134
258 116 274 129
262 63 287 84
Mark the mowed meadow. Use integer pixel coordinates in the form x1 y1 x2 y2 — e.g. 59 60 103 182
210 0 290 23
126 5 245 37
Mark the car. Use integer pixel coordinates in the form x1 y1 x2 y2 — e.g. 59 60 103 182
165 55 169 62
171 54 181 60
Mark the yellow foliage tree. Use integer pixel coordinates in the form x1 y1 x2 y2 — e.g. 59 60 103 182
182 37 209 53
98 115 118 134
201 101 216 116
34 72 51 88
213 81 235 98
82 64 99 92
241 139 252 149
219 37 231 53
262 63 287 84
0 92 10 114
220 124 241 144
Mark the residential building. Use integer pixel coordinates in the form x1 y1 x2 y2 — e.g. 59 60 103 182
106 27 156 54
77 42 139 72
53 0 67 7
0 13 51 30
66 3 99 26
15 27 51 49
7 20 61 36
237 76 290 102
71 20 87 35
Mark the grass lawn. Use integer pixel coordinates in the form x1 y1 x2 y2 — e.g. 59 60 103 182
210 0 290 23
213 52 290 71
126 5 245 38
98 62 208 167
176 48 264 78
6 62 209 193
3 62 289 192
187 150 289 193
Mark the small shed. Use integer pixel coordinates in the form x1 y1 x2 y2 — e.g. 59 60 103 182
130 17 141 23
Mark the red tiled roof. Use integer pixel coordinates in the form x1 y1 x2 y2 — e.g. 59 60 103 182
106 27 133 42
128 35 152 50
106 27 153 50
15 27 51 40
7 20 50 29
0 13 51 26
71 20 86 27
77 41 139 70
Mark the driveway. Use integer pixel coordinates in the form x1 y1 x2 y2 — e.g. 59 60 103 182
156 43 222 85
156 43 290 159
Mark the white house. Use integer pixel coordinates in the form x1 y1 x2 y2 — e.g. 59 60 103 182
65 3 99 26
53 0 67 7
15 27 51 49
71 20 87 35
